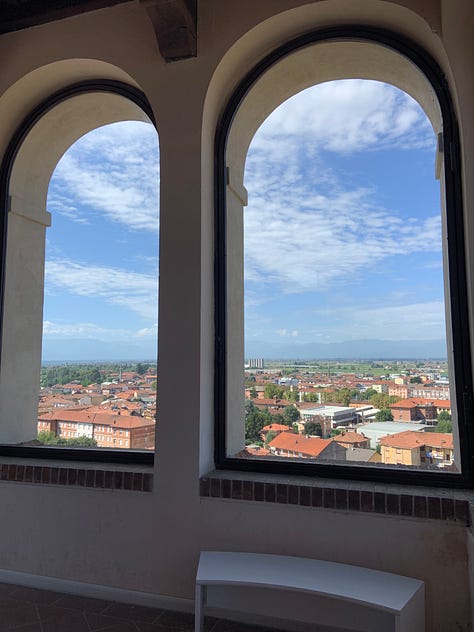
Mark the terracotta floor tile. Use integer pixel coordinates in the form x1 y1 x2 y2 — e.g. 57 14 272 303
210 622 276 632
102 603 162 623
37 605 90 624
0 585 291 632
9 586 64 605
0 603 39 630
85 612 134 631
5 624 43 632
39 610 90 632
135 624 192 632
156 611 194 628
52 594 111 613
0 594 25 609
95 623 138 632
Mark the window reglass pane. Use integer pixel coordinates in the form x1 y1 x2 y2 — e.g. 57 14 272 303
240 79 455 472
39 121 159 451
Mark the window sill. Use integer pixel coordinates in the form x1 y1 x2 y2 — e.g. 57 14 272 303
200 470 472 526
0 458 153 492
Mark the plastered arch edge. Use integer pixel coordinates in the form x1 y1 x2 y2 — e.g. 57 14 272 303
0 67 157 445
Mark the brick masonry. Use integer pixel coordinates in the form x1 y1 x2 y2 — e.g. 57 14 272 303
0 462 153 492
199 476 470 525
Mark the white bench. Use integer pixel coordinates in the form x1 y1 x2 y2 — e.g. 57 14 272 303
195 552 424 632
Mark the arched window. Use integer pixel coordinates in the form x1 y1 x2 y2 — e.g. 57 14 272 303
0 80 158 464
215 27 473 486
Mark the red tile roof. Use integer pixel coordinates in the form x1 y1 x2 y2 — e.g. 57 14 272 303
254 398 292 407
38 409 154 430
333 431 368 445
379 431 453 449
268 432 332 457
262 423 290 432
391 398 451 409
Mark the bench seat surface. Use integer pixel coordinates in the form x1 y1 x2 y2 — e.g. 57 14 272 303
196 552 423 614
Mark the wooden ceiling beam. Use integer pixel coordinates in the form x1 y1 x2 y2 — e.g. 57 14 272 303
0 1 130 35
140 0 197 62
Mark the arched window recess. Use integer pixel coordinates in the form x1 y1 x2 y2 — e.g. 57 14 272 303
215 26 473 487
0 79 157 464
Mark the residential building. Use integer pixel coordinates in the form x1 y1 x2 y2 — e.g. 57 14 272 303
379 431 454 468
38 410 155 449
333 431 370 450
390 398 449 423
268 432 346 461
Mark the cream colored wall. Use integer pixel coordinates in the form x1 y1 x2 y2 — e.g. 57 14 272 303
0 1 472 631
382 446 420 466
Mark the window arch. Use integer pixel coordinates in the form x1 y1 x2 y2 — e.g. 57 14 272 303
0 79 158 463
215 27 472 486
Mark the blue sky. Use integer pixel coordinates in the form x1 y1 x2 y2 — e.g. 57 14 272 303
243 79 445 357
42 79 445 361
43 121 159 360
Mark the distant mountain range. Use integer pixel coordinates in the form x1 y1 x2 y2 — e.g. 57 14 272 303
42 338 157 362
245 338 447 360
42 336 447 362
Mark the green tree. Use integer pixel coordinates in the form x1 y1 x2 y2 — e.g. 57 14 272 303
304 421 322 436
265 430 277 446
136 362 148 375
282 405 300 426
375 408 393 422
37 430 58 445
363 388 378 400
287 389 299 403
370 393 399 409
410 376 422 383
244 401 272 444
329 388 357 406
436 410 452 433
264 383 285 399
63 436 98 448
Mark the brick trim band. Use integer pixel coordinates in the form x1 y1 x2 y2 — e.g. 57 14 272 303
0 463 153 492
200 476 470 524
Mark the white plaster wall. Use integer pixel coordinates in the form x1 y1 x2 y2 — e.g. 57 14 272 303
0 1 472 631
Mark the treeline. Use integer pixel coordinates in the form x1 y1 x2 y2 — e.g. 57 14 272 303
40 362 156 387
37 431 97 448
245 400 300 445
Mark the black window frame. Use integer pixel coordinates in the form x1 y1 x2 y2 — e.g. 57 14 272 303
214 26 474 488
0 80 157 465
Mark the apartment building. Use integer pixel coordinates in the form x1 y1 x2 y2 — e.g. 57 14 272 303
268 432 346 461
390 398 451 423
38 410 155 449
379 431 454 468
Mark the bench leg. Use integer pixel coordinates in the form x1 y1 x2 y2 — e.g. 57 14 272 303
195 584 206 632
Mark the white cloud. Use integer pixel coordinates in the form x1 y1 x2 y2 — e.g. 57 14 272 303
43 320 157 340
252 80 434 154
136 324 158 337
243 80 440 295
318 300 446 341
45 257 158 320
243 175 441 293
277 329 299 338
47 121 159 231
